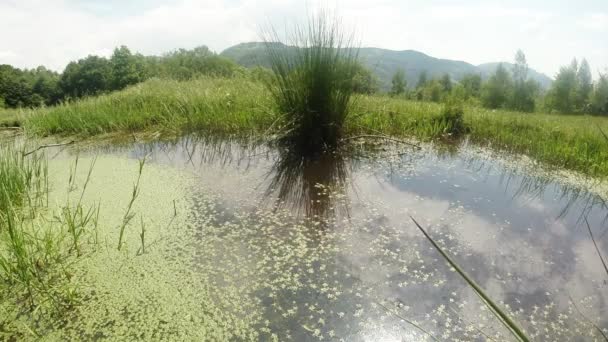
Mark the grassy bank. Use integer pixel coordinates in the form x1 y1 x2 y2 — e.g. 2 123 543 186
350 96 608 177
5 76 608 178
24 78 275 136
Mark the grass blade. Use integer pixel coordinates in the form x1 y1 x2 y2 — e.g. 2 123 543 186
410 215 530 342
584 217 608 277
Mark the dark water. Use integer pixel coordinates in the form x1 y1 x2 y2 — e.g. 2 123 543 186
69 135 608 341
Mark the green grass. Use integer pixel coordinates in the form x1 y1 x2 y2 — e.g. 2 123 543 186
263 13 359 154
0 143 47 216
26 77 276 137
0 143 71 312
349 96 608 177
0 145 100 333
20 76 608 178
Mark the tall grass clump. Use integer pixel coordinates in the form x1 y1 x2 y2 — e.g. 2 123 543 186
433 98 467 136
0 143 47 216
264 13 360 155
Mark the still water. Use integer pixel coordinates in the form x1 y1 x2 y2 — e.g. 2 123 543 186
48 135 607 341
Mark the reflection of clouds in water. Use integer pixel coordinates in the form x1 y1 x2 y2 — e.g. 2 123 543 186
348 153 608 338
67 136 608 340
573 239 608 282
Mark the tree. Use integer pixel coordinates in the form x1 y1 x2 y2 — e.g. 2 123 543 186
576 59 593 112
352 63 378 94
545 59 579 113
390 69 406 96
156 46 239 80
440 73 452 92
512 50 528 85
59 56 111 98
459 73 482 99
416 71 428 89
481 63 513 109
110 46 146 90
421 79 443 102
32 66 61 105
0 65 37 108
591 72 608 115
509 50 537 112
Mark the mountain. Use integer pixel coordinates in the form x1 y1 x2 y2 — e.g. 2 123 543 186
220 42 553 90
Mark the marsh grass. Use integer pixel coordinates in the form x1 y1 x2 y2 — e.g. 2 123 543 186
26 77 276 137
0 144 75 312
117 156 146 251
0 142 102 322
0 143 47 216
434 99 466 136
263 13 359 154
60 157 98 257
138 215 146 255
20 76 608 178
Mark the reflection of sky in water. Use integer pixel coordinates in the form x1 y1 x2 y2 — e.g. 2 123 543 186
75 136 608 340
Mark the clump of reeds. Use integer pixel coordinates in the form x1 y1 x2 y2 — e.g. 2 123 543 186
0 143 47 216
0 144 76 310
263 12 360 155
117 155 146 251
61 156 98 257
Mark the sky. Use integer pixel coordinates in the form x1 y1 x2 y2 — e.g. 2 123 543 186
0 0 607 78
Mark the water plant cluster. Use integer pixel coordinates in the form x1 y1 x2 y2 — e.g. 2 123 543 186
263 14 359 154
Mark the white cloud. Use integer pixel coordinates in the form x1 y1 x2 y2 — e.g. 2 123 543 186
0 0 606 77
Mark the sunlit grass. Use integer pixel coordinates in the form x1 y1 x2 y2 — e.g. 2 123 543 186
26 77 276 137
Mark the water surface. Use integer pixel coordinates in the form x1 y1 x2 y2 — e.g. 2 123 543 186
49 135 608 341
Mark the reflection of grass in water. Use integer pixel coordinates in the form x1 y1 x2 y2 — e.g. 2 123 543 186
266 149 349 219
410 216 531 342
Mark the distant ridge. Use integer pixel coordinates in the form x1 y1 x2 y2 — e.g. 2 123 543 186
220 42 553 90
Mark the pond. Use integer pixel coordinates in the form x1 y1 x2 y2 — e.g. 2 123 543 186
30 135 608 340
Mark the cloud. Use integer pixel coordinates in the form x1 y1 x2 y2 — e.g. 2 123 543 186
0 0 606 77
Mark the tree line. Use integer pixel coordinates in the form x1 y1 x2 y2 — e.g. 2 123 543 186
1 46 607 116
0 46 241 109
389 50 608 115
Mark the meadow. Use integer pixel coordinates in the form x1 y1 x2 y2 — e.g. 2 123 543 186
3 76 608 178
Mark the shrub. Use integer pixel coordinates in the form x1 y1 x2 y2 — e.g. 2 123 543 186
433 99 466 136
